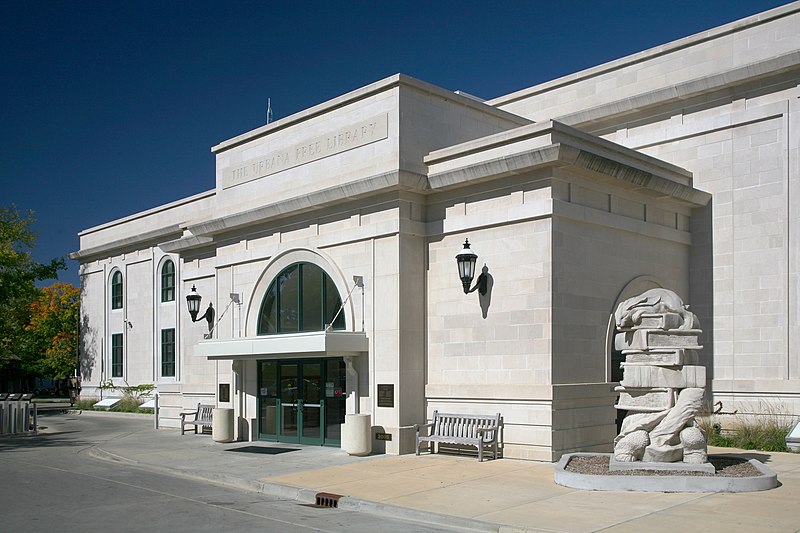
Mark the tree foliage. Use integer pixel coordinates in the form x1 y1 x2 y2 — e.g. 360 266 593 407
23 283 80 379
0 205 65 300
0 205 67 379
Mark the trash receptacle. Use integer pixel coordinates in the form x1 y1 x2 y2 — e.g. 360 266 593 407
212 407 234 443
343 413 371 456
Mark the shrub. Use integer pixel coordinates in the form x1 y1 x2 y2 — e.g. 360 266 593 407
115 382 152 412
111 395 144 413
730 418 792 452
698 411 794 452
73 396 99 410
73 381 155 413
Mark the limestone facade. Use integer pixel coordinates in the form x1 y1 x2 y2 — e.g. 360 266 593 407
72 3 800 461
491 2 800 423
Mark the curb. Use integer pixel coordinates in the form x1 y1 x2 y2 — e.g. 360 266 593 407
88 445 504 532
336 496 500 533
554 452 779 493
66 409 154 419
88 446 310 499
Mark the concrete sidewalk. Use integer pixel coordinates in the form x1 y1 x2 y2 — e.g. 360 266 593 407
72 412 800 533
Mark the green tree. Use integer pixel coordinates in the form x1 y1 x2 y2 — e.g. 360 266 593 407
0 205 66 385
22 283 80 380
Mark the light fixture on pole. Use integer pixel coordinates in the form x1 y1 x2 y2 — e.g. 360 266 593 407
455 239 487 295
186 285 215 335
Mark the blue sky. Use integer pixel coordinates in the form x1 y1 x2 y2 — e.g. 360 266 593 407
1 0 790 286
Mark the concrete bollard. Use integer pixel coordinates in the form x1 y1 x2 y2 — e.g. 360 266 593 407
343 413 372 456
212 407 234 443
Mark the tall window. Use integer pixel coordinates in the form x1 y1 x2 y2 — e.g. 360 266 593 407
161 260 175 302
111 271 123 310
161 328 175 377
111 333 123 377
257 262 345 335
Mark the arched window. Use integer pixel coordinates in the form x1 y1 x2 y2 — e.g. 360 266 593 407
111 271 123 310
257 262 345 335
161 260 175 302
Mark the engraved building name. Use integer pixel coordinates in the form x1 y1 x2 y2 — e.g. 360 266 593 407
222 114 389 189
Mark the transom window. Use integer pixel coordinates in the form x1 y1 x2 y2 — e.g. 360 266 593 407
111 271 123 310
161 260 175 302
257 262 345 335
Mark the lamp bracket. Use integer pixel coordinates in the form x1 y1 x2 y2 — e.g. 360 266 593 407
466 272 488 296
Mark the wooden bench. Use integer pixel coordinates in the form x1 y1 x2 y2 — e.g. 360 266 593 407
414 410 502 461
180 403 214 435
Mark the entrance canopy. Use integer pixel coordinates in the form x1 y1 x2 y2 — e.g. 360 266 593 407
193 331 368 360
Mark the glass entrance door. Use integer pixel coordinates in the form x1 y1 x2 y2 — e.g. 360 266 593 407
259 358 343 446
299 362 322 444
280 362 299 440
278 362 323 445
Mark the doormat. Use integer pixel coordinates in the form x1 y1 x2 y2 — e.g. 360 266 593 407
225 446 300 455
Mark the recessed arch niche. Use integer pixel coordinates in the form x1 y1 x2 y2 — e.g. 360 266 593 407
605 275 665 382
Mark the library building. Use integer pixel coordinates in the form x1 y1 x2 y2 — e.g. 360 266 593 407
71 3 800 460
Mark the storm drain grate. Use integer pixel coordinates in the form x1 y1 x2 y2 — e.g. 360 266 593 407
315 492 342 508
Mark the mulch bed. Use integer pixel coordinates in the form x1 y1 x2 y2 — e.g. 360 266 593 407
565 455 761 477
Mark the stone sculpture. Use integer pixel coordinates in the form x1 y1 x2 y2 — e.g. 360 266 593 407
614 288 698 331
613 288 708 465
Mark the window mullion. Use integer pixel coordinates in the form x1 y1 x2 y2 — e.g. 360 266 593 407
321 269 326 329
276 277 281 334
298 264 304 332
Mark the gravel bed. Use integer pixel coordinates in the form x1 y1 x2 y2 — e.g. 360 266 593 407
565 455 761 477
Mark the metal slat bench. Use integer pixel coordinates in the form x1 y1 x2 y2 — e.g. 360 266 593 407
180 403 214 435
414 410 502 461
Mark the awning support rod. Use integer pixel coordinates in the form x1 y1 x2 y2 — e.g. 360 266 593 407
205 293 241 339
326 276 364 331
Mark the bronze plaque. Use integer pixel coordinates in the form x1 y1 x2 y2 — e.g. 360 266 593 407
219 383 230 403
377 384 394 408
375 432 392 441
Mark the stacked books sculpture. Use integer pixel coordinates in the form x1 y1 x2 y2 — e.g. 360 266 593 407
613 289 708 464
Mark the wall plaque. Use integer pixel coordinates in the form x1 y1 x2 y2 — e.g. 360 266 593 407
377 383 394 408
219 383 230 403
375 432 392 441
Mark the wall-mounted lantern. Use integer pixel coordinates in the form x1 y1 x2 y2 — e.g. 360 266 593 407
455 239 487 295
186 285 215 335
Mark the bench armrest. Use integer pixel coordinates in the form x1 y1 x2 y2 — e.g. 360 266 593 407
414 421 435 432
180 410 197 420
476 425 500 440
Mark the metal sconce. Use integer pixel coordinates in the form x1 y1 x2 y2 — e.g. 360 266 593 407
455 239 487 295
186 285 215 335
